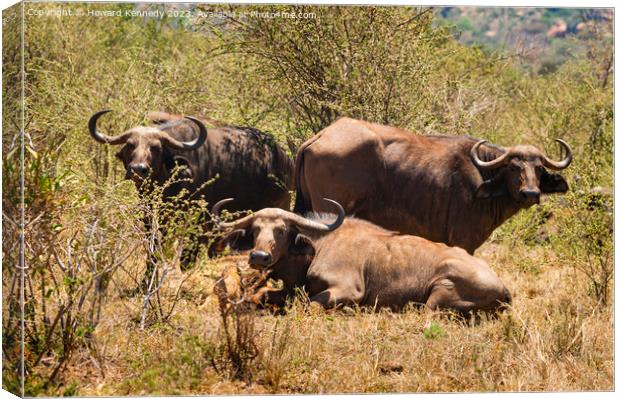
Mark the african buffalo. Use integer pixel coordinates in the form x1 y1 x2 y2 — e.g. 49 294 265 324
88 110 294 280
294 117 572 253
214 199 511 314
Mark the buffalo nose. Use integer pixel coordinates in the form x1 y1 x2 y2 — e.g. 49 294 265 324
520 189 540 202
248 250 272 266
129 163 149 177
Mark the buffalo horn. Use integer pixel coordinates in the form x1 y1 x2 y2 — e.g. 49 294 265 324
88 110 133 145
160 116 207 151
470 140 511 170
541 139 572 170
288 198 345 233
212 198 234 217
212 198 256 230
214 198 345 234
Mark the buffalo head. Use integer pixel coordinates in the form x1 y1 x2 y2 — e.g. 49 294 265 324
212 198 345 269
471 139 572 206
88 110 207 186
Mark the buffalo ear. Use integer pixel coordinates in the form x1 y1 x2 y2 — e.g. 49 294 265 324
540 170 569 193
475 178 507 199
211 229 251 254
289 233 315 256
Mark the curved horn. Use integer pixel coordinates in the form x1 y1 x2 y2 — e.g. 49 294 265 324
319 198 345 231
217 214 256 230
288 198 345 233
542 139 572 171
215 198 345 234
212 198 256 230
212 198 234 217
160 116 207 151
88 110 132 145
471 140 510 171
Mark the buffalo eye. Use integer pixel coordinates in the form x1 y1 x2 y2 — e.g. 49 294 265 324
122 144 135 155
150 145 161 154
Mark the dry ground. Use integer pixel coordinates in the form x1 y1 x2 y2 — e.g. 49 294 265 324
33 232 613 396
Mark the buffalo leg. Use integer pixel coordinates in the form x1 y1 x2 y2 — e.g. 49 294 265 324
425 276 511 315
425 284 478 314
309 288 361 309
309 290 336 308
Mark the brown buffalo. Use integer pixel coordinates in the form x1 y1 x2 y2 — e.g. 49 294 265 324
88 110 294 284
294 117 572 254
214 199 511 314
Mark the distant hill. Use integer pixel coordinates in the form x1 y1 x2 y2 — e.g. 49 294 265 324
436 7 613 74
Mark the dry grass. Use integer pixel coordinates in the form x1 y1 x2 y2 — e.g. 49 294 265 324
33 232 612 396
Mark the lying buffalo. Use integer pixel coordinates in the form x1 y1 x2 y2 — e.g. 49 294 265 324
214 199 511 314
88 110 294 279
294 118 572 254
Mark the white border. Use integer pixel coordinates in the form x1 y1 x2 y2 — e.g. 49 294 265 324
0 1 615 399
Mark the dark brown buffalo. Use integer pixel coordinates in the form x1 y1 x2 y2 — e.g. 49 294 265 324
294 117 572 253
88 110 294 276
214 199 511 314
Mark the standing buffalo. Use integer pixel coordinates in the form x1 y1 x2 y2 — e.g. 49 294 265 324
88 110 294 279
294 118 572 254
214 199 511 314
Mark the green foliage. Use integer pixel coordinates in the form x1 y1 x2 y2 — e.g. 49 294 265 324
552 189 613 305
119 334 218 394
456 16 474 32
495 203 554 249
423 321 445 340
201 5 478 139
